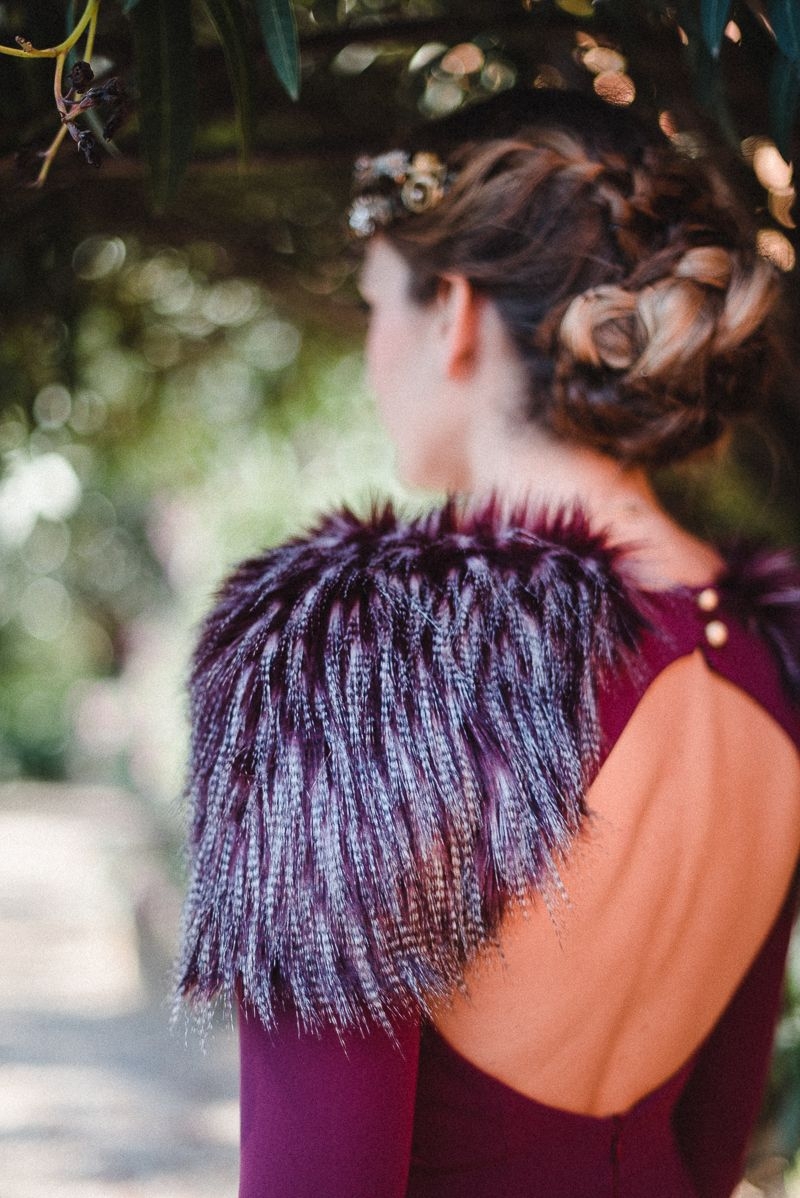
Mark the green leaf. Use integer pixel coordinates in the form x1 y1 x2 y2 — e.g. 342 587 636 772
65 0 79 71
769 51 800 160
769 0 800 63
129 0 196 211
700 0 732 57
254 0 300 101
201 0 255 161
676 2 740 148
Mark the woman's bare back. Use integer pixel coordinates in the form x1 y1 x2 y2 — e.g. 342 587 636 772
431 540 800 1116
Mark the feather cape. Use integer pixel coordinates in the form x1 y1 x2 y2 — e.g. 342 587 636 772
176 500 800 1035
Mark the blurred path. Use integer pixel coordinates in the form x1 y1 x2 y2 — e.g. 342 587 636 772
0 781 238 1198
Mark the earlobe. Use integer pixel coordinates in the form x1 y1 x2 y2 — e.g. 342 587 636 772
437 274 482 380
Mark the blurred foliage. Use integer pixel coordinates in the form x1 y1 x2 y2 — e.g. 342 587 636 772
2 0 799 317
1 1 800 203
0 231 409 790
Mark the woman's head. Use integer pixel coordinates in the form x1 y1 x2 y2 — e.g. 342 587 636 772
352 91 779 474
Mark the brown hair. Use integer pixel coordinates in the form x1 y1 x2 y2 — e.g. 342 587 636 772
372 97 779 466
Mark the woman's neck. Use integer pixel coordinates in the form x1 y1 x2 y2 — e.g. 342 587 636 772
460 419 725 590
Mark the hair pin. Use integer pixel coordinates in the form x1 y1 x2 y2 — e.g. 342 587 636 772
348 150 452 237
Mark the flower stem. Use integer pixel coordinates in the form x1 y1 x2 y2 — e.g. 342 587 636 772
0 0 100 60
33 126 69 188
84 3 99 62
54 52 68 118
32 1 102 187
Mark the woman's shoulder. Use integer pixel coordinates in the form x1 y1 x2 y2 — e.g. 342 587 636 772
196 496 646 652
177 498 800 1035
178 499 647 1032
196 500 800 718
190 497 653 740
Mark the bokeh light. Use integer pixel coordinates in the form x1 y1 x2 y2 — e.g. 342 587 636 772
533 66 565 89
408 42 447 73
768 187 797 230
440 43 485 76
659 111 679 139
593 71 636 106
756 228 797 272
582 47 627 75
753 142 793 191
72 237 127 282
331 43 379 75
33 385 72 430
555 0 594 15
0 453 81 546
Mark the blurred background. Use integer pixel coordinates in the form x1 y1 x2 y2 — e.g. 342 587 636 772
1 1 799 1194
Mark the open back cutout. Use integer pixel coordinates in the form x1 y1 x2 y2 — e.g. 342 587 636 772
431 650 800 1117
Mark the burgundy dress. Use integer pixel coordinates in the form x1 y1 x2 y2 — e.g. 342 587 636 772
237 580 800 1198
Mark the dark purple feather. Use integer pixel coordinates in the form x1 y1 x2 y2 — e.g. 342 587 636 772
717 543 800 703
175 499 799 1034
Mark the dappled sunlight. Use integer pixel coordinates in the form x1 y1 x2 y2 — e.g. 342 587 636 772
0 808 142 1014
0 782 238 1196
0 234 409 790
0 452 81 546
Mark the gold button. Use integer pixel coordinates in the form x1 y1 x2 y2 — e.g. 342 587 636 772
697 587 720 613
704 619 728 648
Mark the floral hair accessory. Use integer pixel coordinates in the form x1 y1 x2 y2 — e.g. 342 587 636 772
348 150 451 237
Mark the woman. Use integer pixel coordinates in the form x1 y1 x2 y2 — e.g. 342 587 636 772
177 90 800 1196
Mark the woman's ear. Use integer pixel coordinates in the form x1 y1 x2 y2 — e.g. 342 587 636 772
435 274 484 381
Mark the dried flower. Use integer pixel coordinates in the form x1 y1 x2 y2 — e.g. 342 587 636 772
69 60 94 91
349 149 452 237
75 128 101 167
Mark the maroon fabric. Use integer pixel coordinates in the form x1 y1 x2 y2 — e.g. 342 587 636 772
239 1005 420 1198
409 1026 698 1197
673 887 796 1198
237 586 800 1198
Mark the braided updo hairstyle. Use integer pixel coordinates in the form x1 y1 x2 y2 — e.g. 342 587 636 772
372 91 779 467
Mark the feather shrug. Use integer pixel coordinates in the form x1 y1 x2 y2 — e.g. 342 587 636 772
176 500 800 1035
